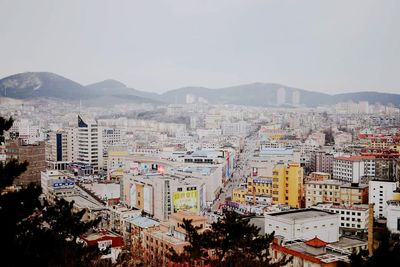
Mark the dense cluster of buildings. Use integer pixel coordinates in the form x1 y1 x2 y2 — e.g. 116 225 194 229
1 97 400 265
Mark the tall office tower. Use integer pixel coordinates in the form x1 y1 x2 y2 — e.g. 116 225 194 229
76 115 99 173
47 129 69 170
272 162 304 208
277 87 286 106
66 127 77 163
6 138 46 186
292 90 300 105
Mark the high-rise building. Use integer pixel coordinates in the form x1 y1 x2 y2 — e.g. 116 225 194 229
99 127 126 171
76 115 99 173
276 87 286 106
46 129 69 170
6 138 46 186
369 180 398 218
292 90 300 105
272 162 304 208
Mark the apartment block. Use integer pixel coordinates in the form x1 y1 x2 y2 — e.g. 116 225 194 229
6 138 46 186
333 156 375 183
272 162 304 208
369 180 398 218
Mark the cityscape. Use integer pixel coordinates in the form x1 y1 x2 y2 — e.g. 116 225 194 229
1 1 400 267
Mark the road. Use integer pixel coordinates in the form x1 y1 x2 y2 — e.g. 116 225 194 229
211 131 258 212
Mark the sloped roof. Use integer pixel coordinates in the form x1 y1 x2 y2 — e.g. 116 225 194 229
305 236 328 248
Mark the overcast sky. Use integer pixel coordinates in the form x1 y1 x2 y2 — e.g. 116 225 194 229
0 0 399 94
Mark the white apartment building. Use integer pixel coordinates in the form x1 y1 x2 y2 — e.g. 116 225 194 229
76 115 100 173
265 209 340 243
333 156 375 183
387 200 400 234
314 203 369 231
99 127 126 171
369 180 398 218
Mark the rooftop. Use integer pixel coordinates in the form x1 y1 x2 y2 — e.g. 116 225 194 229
170 211 206 222
305 179 342 185
267 208 335 220
341 183 368 189
335 156 375 161
126 216 159 228
304 237 328 248
150 231 188 245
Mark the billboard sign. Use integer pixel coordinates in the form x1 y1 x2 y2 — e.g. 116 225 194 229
173 190 198 213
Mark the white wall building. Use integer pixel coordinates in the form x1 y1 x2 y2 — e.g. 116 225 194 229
369 180 398 218
264 209 340 243
387 200 400 234
313 203 369 231
333 156 375 183
277 87 286 106
76 115 100 173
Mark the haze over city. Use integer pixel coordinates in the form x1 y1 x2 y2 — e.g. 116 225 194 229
0 0 399 94
1 1 400 267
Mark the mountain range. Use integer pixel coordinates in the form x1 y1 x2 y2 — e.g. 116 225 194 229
0 72 399 107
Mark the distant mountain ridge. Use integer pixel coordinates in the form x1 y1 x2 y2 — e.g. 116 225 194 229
1 72 399 107
0 72 160 105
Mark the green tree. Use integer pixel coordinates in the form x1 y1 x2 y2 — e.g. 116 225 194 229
0 116 102 266
169 211 291 267
347 228 400 267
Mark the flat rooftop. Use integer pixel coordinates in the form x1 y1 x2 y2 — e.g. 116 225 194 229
267 208 335 220
305 179 342 185
331 237 368 249
151 231 188 245
126 216 159 229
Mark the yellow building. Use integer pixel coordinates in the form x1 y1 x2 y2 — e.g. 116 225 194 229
272 163 303 208
232 187 247 203
247 176 273 194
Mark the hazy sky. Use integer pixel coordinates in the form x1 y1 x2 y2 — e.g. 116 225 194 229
0 0 399 94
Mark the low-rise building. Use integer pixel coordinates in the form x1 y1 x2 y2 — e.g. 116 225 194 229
265 209 340 243
305 180 342 208
40 170 75 199
271 237 351 267
339 183 369 206
80 231 124 264
313 203 369 231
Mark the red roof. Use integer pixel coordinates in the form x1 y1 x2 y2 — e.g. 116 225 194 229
271 243 322 264
304 236 328 248
81 234 124 248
